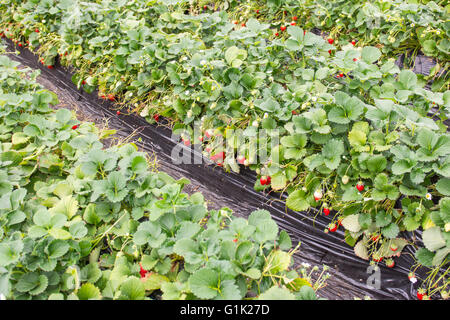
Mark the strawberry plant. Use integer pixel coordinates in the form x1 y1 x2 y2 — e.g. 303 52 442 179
0 0 448 296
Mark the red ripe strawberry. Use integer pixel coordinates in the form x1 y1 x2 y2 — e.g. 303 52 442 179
323 208 330 216
328 223 337 232
35 29 39 33
351 40 356 45
205 129 213 139
217 162 223 167
292 110 298 115
237 155 246 165
232 20 238 25
385 258 395 268
293 16 298 21
339 73 344 78
139 264 148 278
372 255 383 262
116 110 121 115
216 151 225 160
290 21 296 26
71 124 78 130
256 9 259 14
82 80 86 85
241 23 246 27
275 32 279 37
328 50 332 54
18 43 22 47
417 289 426 300
183 139 191 146
353 58 358 61
371 234 380 242
211 152 225 162
233 238 238 243
280 26 286 31
356 182 364 192
337 217 343 226
205 147 211 153
107 94 115 101
203 5 207 9
153 114 160 122
390 244 398 252
328 38 334 44
47 65 53 69
303 30 306 35
198 136 204 142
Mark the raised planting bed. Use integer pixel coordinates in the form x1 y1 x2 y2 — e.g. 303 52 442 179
1 0 449 300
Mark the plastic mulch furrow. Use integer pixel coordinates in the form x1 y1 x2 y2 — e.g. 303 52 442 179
5 40 437 300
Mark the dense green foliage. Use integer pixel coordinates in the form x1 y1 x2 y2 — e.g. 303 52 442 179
0 51 326 300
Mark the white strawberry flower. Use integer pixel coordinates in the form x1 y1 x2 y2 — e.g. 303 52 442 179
185 90 190 95
425 193 432 200
200 59 206 66
263 113 269 119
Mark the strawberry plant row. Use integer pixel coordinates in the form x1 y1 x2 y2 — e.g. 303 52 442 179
0 0 448 297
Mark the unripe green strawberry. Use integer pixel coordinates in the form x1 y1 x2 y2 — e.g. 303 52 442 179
342 175 349 184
